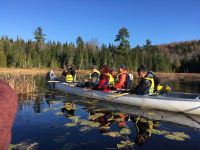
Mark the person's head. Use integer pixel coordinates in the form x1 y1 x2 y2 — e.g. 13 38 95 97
92 65 98 71
110 68 114 72
100 65 110 73
66 65 73 72
119 65 127 73
68 65 73 69
137 65 147 78
64 63 69 69
110 68 115 76
135 134 145 145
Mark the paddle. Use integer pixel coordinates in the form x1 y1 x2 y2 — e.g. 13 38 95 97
107 93 129 99
47 80 60 83
135 115 141 124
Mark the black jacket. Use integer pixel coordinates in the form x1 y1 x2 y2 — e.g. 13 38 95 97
133 78 152 95
147 71 160 87
132 73 154 95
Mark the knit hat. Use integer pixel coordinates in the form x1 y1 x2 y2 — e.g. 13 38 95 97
120 65 127 70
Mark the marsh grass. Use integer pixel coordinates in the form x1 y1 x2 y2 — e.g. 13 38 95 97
1 73 37 94
9 142 39 150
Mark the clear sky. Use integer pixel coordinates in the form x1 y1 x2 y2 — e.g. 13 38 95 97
0 0 200 47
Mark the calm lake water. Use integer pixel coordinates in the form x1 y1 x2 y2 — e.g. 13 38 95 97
8 75 200 150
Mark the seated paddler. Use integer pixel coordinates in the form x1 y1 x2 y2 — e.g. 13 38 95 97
114 65 132 90
95 65 114 92
60 64 77 83
131 65 155 95
147 71 171 94
84 65 100 87
46 70 57 81
147 71 160 92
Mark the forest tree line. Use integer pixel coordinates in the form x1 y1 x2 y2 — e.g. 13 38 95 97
0 27 200 73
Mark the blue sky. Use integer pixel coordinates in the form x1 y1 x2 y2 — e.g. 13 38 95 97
0 0 200 47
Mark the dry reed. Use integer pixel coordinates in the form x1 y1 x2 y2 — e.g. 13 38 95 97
1 73 37 94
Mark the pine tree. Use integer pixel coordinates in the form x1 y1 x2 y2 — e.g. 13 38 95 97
33 27 46 43
100 44 107 66
0 50 7 67
114 27 130 66
115 27 130 55
75 36 84 69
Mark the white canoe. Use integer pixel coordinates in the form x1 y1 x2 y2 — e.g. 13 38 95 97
47 82 200 115
72 100 200 129
44 94 200 129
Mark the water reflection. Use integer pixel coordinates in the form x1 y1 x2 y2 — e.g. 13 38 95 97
1 73 198 149
61 102 76 117
165 79 200 93
43 93 198 148
132 116 157 145
10 89 200 150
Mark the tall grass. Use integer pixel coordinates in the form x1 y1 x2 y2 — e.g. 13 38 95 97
1 74 37 94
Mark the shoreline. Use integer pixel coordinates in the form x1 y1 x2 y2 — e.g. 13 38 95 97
0 68 200 80
0 68 90 75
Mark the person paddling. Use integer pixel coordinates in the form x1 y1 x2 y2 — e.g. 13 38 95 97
115 65 131 90
84 65 100 87
96 66 114 92
61 65 77 83
131 65 155 95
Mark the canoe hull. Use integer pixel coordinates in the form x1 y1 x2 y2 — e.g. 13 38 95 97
48 82 200 115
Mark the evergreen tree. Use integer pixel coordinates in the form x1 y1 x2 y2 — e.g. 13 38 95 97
115 27 130 55
75 36 84 69
0 32 200 72
33 27 46 43
0 50 7 67
143 39 152 50
114 27 130 66
100 44 107 66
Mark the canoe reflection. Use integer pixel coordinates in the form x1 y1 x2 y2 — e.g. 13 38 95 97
44 93 200 130
87 107 159 145
44 93 200 148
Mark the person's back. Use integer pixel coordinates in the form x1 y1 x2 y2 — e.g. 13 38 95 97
90 66 100 85
46 70 57 81
84 66 100 87
147 71 160 91
91 71 100 84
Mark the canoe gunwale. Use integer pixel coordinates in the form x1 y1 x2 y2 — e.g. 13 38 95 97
47 82 200 115
55 82 200 102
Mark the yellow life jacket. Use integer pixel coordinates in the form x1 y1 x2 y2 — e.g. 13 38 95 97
144 77 155 95
66 73 76 83
157 85 171 93
89 69 100 78
115 73 121 82
105 73 115 86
